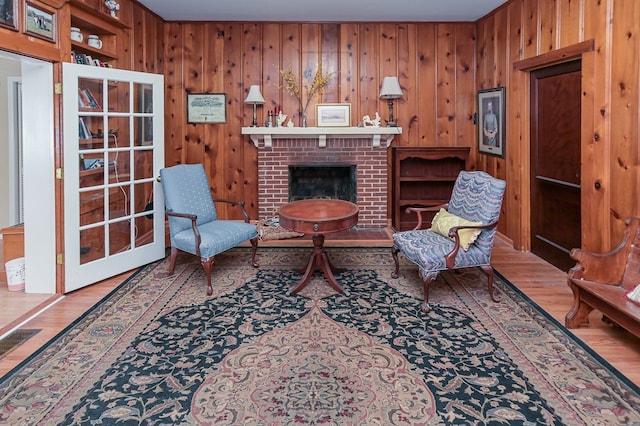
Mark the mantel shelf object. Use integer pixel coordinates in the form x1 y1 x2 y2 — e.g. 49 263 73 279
241 126 403 148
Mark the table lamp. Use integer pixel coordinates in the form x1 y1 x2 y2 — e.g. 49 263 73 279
244 85 265 127
379 76 403 127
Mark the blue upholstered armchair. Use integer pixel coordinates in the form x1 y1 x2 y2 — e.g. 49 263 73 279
391 171 506 312
159 164 258 295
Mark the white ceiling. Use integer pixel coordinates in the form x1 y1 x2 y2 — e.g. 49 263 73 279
137 0 508 22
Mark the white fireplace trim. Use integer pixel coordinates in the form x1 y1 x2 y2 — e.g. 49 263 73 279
242 126 402 148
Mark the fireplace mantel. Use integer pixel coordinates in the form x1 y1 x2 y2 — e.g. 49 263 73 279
242 126 402 148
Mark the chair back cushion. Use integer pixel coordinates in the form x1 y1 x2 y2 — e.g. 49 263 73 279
160 164 217 236
448 170 506 251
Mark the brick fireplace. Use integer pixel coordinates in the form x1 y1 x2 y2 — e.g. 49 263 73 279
254 135 393 228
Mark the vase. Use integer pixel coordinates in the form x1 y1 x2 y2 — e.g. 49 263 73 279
300 112 307 127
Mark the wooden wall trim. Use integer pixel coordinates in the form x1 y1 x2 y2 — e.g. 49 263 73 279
513 39 594 71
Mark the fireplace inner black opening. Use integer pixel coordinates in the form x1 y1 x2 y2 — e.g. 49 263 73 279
288 165 357 203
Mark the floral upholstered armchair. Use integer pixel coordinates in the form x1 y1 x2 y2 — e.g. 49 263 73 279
391 171 506 312
159 163 258 295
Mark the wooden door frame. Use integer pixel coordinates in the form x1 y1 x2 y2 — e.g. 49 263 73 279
512 40 600 251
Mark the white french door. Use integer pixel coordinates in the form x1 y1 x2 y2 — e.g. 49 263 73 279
62 63 165 292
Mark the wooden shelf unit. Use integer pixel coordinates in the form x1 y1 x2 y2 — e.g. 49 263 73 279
68 0 130 67
392 147 470 231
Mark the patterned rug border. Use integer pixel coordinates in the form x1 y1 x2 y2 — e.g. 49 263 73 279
492 268 640 395
0 263 149 386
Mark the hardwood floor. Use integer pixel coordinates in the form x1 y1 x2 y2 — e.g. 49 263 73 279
0 230 639 386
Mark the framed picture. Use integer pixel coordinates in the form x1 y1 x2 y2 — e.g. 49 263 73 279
24 2 55 42
477 87 505 158
187 93 226 124
0 0 17 31
317 103 351 127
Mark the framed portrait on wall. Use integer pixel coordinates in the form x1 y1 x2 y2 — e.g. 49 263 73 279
477 87 505 158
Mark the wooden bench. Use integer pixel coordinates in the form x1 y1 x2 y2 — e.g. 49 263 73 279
565 217 640 338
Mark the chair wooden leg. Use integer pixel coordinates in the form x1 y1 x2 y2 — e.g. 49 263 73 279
250 237 259 268
201 256 215 296
391 247 401 278
480 265 501 303
421 275 438 313
168 246 178 275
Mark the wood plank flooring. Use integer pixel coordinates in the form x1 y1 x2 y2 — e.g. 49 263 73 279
0 230 639 386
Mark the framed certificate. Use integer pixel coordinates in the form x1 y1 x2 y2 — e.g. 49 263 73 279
186 93 226 124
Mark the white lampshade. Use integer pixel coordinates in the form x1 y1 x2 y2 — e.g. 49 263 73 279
244 85 265 104
379 76 403 99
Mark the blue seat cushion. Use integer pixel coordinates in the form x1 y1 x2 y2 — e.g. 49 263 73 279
172 220 257 259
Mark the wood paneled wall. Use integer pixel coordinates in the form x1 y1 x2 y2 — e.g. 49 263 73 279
477 0 640 252
162 22 477 220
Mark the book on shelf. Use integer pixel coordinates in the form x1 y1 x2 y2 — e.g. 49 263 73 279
78 118 92 140
78 88 101 109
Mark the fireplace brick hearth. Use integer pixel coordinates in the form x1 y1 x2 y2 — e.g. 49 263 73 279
257 138 389 228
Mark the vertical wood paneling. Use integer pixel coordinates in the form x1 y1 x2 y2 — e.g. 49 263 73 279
262 24 281 116
582 0 611 250
539 0 557 53
522 1 539 57
301 25 321 126
339 24 359 106
321 24 340 104
558 0 583 47
379 23 398 126
435 24 456 147
239 24 260 213
507 0 525 246
163 22 185 168
398 24 418 144
455 24 476 162
221 24 245 217
609 0 640 235
280 24 301 123
182 24 206 167
359 24 378 123
415 25 436 147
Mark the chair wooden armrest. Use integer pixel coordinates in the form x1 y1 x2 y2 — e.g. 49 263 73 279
444 219 499 268
166 210 202 256
212 198 251 223
406 203 449 230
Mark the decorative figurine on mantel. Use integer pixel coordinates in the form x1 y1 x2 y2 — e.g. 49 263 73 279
276 111 287 127
287 119 295 127
360 112 382 127
105 0 120 18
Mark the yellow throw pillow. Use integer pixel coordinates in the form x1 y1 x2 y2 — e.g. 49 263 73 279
429 208 482 250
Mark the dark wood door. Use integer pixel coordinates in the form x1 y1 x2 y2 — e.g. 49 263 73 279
530 60 581 272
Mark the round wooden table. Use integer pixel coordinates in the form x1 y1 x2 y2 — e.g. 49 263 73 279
278 199 359 295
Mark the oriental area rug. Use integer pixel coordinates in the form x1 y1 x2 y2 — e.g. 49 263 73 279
1 248 639 424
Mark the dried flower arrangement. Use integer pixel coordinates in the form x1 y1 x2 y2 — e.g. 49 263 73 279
279 65 334 125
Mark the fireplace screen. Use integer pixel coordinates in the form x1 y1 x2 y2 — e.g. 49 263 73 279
288 165 357 203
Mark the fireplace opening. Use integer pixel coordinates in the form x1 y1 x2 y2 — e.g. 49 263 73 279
288 165 357 203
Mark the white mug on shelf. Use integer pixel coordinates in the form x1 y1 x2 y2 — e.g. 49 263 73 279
70 27 83 43
87 35 102 49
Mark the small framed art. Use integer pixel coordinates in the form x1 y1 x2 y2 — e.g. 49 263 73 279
24 2 55 42
477 87 505 158
187 93 226 124
0 0 17 31
316 103 351 127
